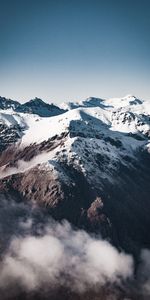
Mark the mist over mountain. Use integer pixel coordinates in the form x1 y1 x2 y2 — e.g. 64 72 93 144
0 94 150 299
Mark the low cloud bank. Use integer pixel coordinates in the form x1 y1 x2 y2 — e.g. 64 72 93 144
0 195 150 299
0 219 133 293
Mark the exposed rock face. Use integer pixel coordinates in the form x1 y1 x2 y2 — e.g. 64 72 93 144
0 94 150 257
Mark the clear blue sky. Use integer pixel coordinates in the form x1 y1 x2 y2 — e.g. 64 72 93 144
0 0 150 103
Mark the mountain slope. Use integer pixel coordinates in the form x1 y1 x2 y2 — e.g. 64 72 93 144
0 95 150 257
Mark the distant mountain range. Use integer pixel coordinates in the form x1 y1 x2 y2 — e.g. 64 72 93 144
0 96 66 117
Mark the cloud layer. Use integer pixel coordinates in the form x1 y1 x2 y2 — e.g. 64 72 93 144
0 218 133 293
0 194 150 299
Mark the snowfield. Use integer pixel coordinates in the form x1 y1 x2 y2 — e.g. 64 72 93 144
0 94 150 183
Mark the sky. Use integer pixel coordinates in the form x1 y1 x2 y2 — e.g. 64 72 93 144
0 0 150 103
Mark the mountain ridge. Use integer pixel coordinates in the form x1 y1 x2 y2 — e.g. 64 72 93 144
0 94 150 257
0 94 150 299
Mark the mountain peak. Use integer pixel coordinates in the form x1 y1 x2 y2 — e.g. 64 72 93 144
0 96 66 117
124 94 137 99
26 97 46 105
83 97 104 106
17 98 66 117
123 95 143 105
0 96 20 110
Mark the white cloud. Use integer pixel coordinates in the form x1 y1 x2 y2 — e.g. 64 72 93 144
0 220 134 293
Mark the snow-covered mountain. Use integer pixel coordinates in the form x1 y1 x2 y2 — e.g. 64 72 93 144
0 96 20 110
0 96 66 117
0 94 150 256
